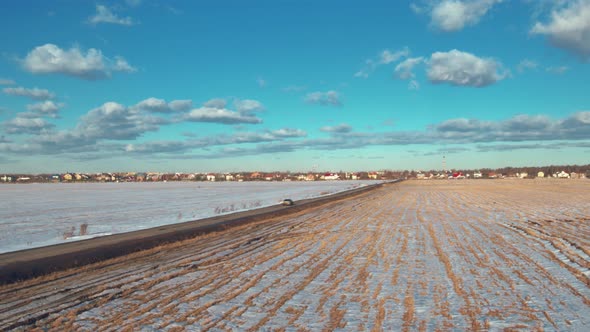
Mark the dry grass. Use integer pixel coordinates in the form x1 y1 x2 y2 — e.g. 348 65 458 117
1 179 589 330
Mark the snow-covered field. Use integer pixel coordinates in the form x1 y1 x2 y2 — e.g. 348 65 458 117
1 179 589 331
0 181 379 254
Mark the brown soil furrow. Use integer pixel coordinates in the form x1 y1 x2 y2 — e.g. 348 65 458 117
246 230 357 331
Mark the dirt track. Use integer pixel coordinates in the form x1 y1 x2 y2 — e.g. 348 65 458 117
1 179 589 330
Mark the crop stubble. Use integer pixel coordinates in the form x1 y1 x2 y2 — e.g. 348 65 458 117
0 179 589 330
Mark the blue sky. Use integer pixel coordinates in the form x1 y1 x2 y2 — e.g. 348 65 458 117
1 0 589 173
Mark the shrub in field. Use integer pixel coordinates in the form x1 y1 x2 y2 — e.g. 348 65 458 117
214 200 262 214
80 223 88 236
62 226 75 239
62 223 89 239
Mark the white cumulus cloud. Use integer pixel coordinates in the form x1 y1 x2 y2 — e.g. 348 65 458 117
427 49 508 87
320 123 353 133
88 5 135 26
113 56 137 73
270 128 307 138
531 0 590 60
78 102 165 140
380 49 409 64
235 99 265 115
22 44 136 80
355 47 410 78
169 100 193 112
184 107 263 124
305 91 342 106
203 98 227 109
26 101 63 118
134 97 192 113
394 57 425 79
3 86 55 100
429 0 503 32
4 115 55 134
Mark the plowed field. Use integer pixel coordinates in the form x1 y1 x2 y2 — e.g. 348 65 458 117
1 179 589 331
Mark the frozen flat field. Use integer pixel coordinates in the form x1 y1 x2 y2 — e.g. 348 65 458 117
0 181 376 254
1 179 589 330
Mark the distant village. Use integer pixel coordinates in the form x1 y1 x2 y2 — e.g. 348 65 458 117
415 169 588 180
2 165 589 183
1 171 393 183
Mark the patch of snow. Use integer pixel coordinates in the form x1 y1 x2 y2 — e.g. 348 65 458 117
0 181 381 253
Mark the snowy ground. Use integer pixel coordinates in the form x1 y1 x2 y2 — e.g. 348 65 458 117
0 180 378 254
1 179 589 331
